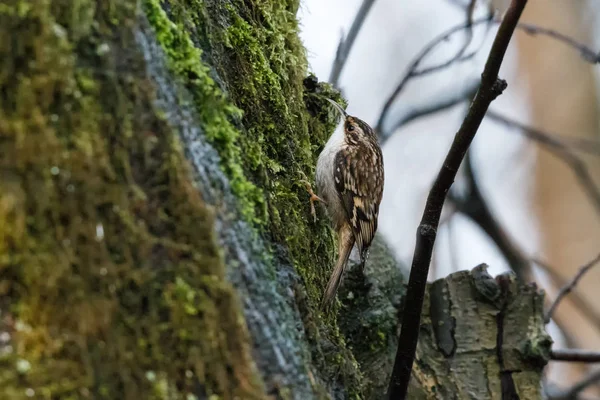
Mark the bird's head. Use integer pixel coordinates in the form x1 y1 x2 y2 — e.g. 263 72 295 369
326 98 376 143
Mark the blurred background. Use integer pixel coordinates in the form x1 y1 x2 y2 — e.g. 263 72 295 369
298 0 600 397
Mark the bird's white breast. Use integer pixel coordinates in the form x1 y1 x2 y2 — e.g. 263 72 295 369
316 126 345 228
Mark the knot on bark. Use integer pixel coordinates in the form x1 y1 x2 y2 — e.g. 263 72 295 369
490 78 508 99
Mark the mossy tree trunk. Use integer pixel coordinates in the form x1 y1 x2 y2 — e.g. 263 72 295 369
0 1 550 399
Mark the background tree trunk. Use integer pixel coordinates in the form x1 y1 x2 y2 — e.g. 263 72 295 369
512 0 600 394
0 1 550 398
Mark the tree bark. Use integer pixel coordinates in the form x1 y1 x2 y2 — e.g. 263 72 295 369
0 1 550 399
407 265 549 399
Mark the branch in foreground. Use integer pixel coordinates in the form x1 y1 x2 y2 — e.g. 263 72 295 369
328 0 377 87
386 1 527 398
544 253 600 323
550 349 600 363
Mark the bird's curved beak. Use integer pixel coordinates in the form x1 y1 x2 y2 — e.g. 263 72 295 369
325 98 348 119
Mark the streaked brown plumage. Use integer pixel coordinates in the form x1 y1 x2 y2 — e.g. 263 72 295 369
305 99 384 308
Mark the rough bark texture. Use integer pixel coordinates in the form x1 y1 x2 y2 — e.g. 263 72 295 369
408 265 551 399
0 1 549 399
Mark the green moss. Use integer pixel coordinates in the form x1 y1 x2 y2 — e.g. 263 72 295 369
0 0 263 399
1 0 376 397
143 0 264 224
143 0 365 396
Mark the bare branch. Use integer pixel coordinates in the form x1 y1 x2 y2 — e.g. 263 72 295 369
517 21 600 64
532 258 600 332
329 0 599 140
376 15 494 135
544 253 600 323
488 110 600 156
487 111 600 216
386 1 527 398
378 18 600 138
547 368 600 400
380 79 479 142
328 0 377 87
466 0 477 25
551 349 600 363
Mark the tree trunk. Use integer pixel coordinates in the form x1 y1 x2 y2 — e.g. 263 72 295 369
0 1 549 398
513 0 600 393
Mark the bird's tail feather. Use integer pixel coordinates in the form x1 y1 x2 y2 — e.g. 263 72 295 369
322 225 355 309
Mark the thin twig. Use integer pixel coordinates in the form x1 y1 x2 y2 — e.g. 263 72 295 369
544 253 600 323
380 79 480 142
386 1 527 398
488 110 600 156
377 18 600 137
446 157 600 329
466 0 477 25
551 349 600 363
532 258 600 332
518 21 600 64
377 15 494 135
547 368 600 400
487 111 600 216
328 0 377 87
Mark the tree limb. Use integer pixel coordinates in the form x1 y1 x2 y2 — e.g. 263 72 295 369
551 349 600 363
386 1 528 398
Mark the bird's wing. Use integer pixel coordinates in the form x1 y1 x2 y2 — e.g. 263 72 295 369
333 145 384 259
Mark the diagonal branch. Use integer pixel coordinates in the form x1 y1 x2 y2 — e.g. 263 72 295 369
446 157 600 332
386 1 528 398
377 17 600 138
328 0 377 87
487 111 600 216
547 368 600 400
545 253 600 323
376 15 494 135
532 258 600 332
517 21 600 64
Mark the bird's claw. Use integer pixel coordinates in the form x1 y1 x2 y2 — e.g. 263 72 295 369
298 176 326 223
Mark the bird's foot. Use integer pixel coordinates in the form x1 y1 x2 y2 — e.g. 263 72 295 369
299 175 326 223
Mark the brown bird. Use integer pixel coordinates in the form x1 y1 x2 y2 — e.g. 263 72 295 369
304 99 384 308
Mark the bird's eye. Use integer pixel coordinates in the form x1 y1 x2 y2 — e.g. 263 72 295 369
347 124 355 132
